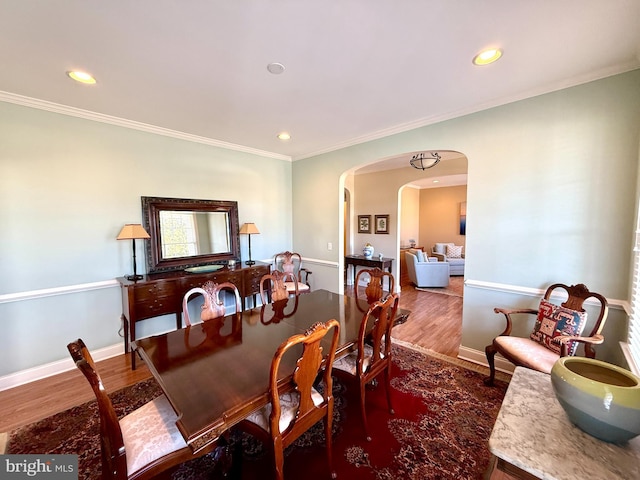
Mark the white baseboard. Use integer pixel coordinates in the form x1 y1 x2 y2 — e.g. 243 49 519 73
457 345 515 375
0 343 123 392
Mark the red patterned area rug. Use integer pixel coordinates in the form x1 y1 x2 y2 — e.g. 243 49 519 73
6 344 509 480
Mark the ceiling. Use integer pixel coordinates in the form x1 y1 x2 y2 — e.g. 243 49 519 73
1 1 639 164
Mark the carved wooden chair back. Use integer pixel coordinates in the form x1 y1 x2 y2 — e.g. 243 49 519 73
484 283 609 386
67 339 217 480
355 267 395 308
238 319 341 480
260 270 298 304
333 293 400 440
274 251 312 293
182 281 242 326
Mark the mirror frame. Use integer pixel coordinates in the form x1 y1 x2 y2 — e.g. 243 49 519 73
141 196 240 273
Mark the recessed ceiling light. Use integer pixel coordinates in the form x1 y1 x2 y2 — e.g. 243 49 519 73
267 63 285 75
277 132 291 141
67 71 97 84
433 180 440 184
472 48 503 66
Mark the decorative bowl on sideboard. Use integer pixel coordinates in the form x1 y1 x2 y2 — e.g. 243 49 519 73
551 356 640 443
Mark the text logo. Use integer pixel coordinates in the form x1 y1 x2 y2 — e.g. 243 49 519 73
1 455 78 479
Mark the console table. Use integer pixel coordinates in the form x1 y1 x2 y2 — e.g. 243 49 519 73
489 367 640 479
117 262 270 369
345 255 394 291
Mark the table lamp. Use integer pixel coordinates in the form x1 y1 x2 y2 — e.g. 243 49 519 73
117 223 151 281
239 222 260 265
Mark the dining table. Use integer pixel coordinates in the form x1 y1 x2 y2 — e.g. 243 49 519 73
132 288 410 453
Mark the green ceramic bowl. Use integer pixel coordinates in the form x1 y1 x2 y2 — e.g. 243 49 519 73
551 357 640 443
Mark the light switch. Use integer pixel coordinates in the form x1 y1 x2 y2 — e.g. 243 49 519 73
327 242 333 251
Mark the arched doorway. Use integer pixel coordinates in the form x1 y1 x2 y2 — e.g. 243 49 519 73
342 150 468 357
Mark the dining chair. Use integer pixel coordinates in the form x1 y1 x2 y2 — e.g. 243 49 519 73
237 319 341 480
484 283 609 386
182 280 242 326
274 251 312 294
67 338 220 480
354 267 395 312
333 293 400 441
260 270 298 304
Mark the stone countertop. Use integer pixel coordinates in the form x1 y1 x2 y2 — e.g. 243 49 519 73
489 366 640 480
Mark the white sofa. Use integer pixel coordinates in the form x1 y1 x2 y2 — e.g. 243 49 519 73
405 250 450 288
431 243 465 276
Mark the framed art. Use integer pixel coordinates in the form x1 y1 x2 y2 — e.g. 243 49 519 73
375 214 389 234
460 201 467 235
358 215 371 234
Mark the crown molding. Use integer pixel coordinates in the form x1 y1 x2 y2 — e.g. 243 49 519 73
294 61 640 161
0 91 292 162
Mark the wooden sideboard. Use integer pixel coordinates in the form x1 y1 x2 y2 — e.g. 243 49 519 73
117 262 270 368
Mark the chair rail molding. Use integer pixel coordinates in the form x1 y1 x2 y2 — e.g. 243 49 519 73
0 279 119 304
465 279 626 311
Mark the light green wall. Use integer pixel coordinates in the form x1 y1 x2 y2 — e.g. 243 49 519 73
293 70 640 366
0 102 292 376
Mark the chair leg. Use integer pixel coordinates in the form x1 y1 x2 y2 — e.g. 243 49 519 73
359 379 372 441
384 367 395 415
325 404 336 479
484 344 497 386
273 436 285 480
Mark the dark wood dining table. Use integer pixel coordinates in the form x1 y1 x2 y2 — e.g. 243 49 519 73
132 288 410 453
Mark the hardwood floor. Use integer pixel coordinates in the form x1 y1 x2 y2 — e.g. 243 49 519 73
393 281 463 357
0 350 152 433
0 280 513 478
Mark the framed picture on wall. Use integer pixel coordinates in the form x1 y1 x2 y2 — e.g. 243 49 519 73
358 215 371 233
375 214 389 234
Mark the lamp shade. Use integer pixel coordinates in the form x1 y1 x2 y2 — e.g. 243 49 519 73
116 224 150 240
239 223 260 235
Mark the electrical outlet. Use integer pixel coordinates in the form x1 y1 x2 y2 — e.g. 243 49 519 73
327 242 333 250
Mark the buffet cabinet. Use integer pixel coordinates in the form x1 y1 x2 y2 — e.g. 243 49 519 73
117 262 270 368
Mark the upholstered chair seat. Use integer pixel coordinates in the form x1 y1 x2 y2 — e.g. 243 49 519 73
284 280 310 293
120 395 188 475
492 336 559 374
333 344 375 376
244 390 324 433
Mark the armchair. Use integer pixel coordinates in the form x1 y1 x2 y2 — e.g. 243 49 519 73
404 251 449 288
484 283 609 386
431 243 465 276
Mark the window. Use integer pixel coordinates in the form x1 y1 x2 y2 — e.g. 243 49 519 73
626 222 640 375
159 211 198 259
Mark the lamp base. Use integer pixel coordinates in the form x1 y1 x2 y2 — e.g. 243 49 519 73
245 260 256 266
126 274 144 281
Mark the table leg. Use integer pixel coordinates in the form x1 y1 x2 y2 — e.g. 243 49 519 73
128 315 137 370
121 314 129 355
